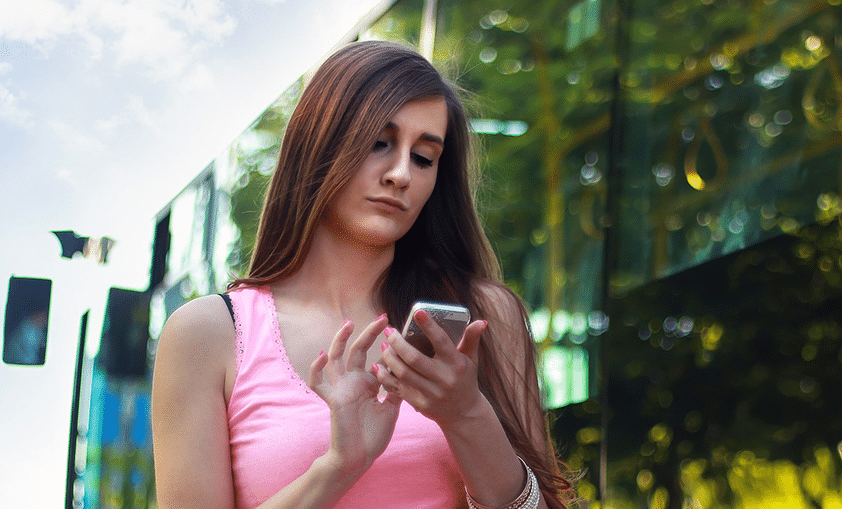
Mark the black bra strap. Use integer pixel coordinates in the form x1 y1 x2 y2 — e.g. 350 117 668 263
219 293 235 324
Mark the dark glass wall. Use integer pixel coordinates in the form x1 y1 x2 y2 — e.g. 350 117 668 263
604 0 842 506
431 0 842 507
615 0 842 289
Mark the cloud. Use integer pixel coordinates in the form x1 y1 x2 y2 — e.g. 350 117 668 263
126 95 155 129
0 0 75 47
0 64 34 129
0 0 236 83
0 84 33 128
55 167 80 187
48 119 107 153
95 94 156 135
99 0 235 81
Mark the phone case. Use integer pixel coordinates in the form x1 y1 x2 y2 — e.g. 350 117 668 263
401 301 470 357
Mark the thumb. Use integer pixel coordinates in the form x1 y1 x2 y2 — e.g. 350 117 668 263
456 320 487 362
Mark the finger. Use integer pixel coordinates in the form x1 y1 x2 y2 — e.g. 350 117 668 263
371 361 401 393
371 367 403 412
383 324 436 375
412 309 458 359
327 319 354 375
380 340 440 393
346 313 388 371
308 349 328 396
456 320 487 362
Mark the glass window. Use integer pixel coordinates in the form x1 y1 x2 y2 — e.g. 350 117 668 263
359 0 424 47
434 1 841 507
615 0 842 290
434 0 616 414
224 78 305 278
166 173 213 279
607 1 842 508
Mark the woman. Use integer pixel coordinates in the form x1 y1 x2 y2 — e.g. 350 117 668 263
152 41 574 509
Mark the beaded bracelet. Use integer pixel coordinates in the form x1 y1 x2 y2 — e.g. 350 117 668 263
465 457 540 509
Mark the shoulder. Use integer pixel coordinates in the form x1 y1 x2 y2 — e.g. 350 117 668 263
156 295 235 377
163 294 233 341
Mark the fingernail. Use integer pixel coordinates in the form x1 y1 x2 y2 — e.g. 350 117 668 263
371 363 380 374
480 320 488 330
343 319 351 326
384 326 396 337
318 349 325 357
381 341 389 352
378 312 388 320
415 309 428 322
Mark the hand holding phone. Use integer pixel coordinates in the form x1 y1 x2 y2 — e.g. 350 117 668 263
401 301 470 357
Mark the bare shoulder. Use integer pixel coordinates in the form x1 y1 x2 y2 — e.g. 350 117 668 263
162 294 233 337
155 295 235 381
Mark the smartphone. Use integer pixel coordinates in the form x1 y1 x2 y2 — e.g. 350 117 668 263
401 301 471 357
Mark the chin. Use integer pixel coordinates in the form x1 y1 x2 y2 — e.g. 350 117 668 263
349 219 412 245
357 228 411 248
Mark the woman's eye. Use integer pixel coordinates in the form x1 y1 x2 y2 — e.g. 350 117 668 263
373 140 388 151
412 153 434 167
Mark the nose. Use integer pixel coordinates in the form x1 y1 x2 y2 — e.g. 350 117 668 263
381 150 411 189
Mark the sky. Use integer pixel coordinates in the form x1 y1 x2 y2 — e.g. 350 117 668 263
0 0 383 505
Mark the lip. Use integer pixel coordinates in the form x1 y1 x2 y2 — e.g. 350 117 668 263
368 197 407 211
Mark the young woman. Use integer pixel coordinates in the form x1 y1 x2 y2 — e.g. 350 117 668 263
151 41 575 509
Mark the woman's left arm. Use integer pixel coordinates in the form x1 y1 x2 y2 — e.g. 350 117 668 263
375 285 550 508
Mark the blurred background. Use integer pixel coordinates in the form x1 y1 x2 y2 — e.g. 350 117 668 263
2 0 841 507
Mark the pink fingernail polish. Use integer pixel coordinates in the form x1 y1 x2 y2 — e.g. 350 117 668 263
415 309 428 322
381 341 389 352
384 326 396 337
318 349 325 357
371 363 380 374
378 312 388 320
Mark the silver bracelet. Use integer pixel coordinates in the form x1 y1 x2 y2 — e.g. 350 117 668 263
465 457 540 509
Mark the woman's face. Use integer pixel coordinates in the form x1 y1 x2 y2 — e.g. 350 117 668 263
321 97 448 248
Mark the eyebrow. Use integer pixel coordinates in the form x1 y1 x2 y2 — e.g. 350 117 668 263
384 121 444 147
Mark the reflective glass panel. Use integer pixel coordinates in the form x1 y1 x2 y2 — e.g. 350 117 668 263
605 0 842 507
225 78 304 278
434 0 616 416
166 174 213 279
359 0 424 46
614 0 842 290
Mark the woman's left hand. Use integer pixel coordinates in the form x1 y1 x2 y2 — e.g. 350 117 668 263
373 310 489 428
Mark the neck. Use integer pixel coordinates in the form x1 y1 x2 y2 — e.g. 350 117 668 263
272 226 395 318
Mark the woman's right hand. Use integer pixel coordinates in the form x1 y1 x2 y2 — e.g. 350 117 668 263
308 314 402 482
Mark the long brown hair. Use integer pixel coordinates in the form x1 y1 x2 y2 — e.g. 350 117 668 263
230 40 574 507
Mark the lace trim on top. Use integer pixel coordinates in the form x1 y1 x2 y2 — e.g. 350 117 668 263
259 286 319 399
231 292 245 375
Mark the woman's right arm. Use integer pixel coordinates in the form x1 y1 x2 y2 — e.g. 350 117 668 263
151 297 399 509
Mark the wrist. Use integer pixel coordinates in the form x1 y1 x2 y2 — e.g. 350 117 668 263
313 452 367 489
438 394 496 436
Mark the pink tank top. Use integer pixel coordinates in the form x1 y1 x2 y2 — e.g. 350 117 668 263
226 286 466 509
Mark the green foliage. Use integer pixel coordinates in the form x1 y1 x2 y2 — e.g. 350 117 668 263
434 0 617 309
227 79 303 276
